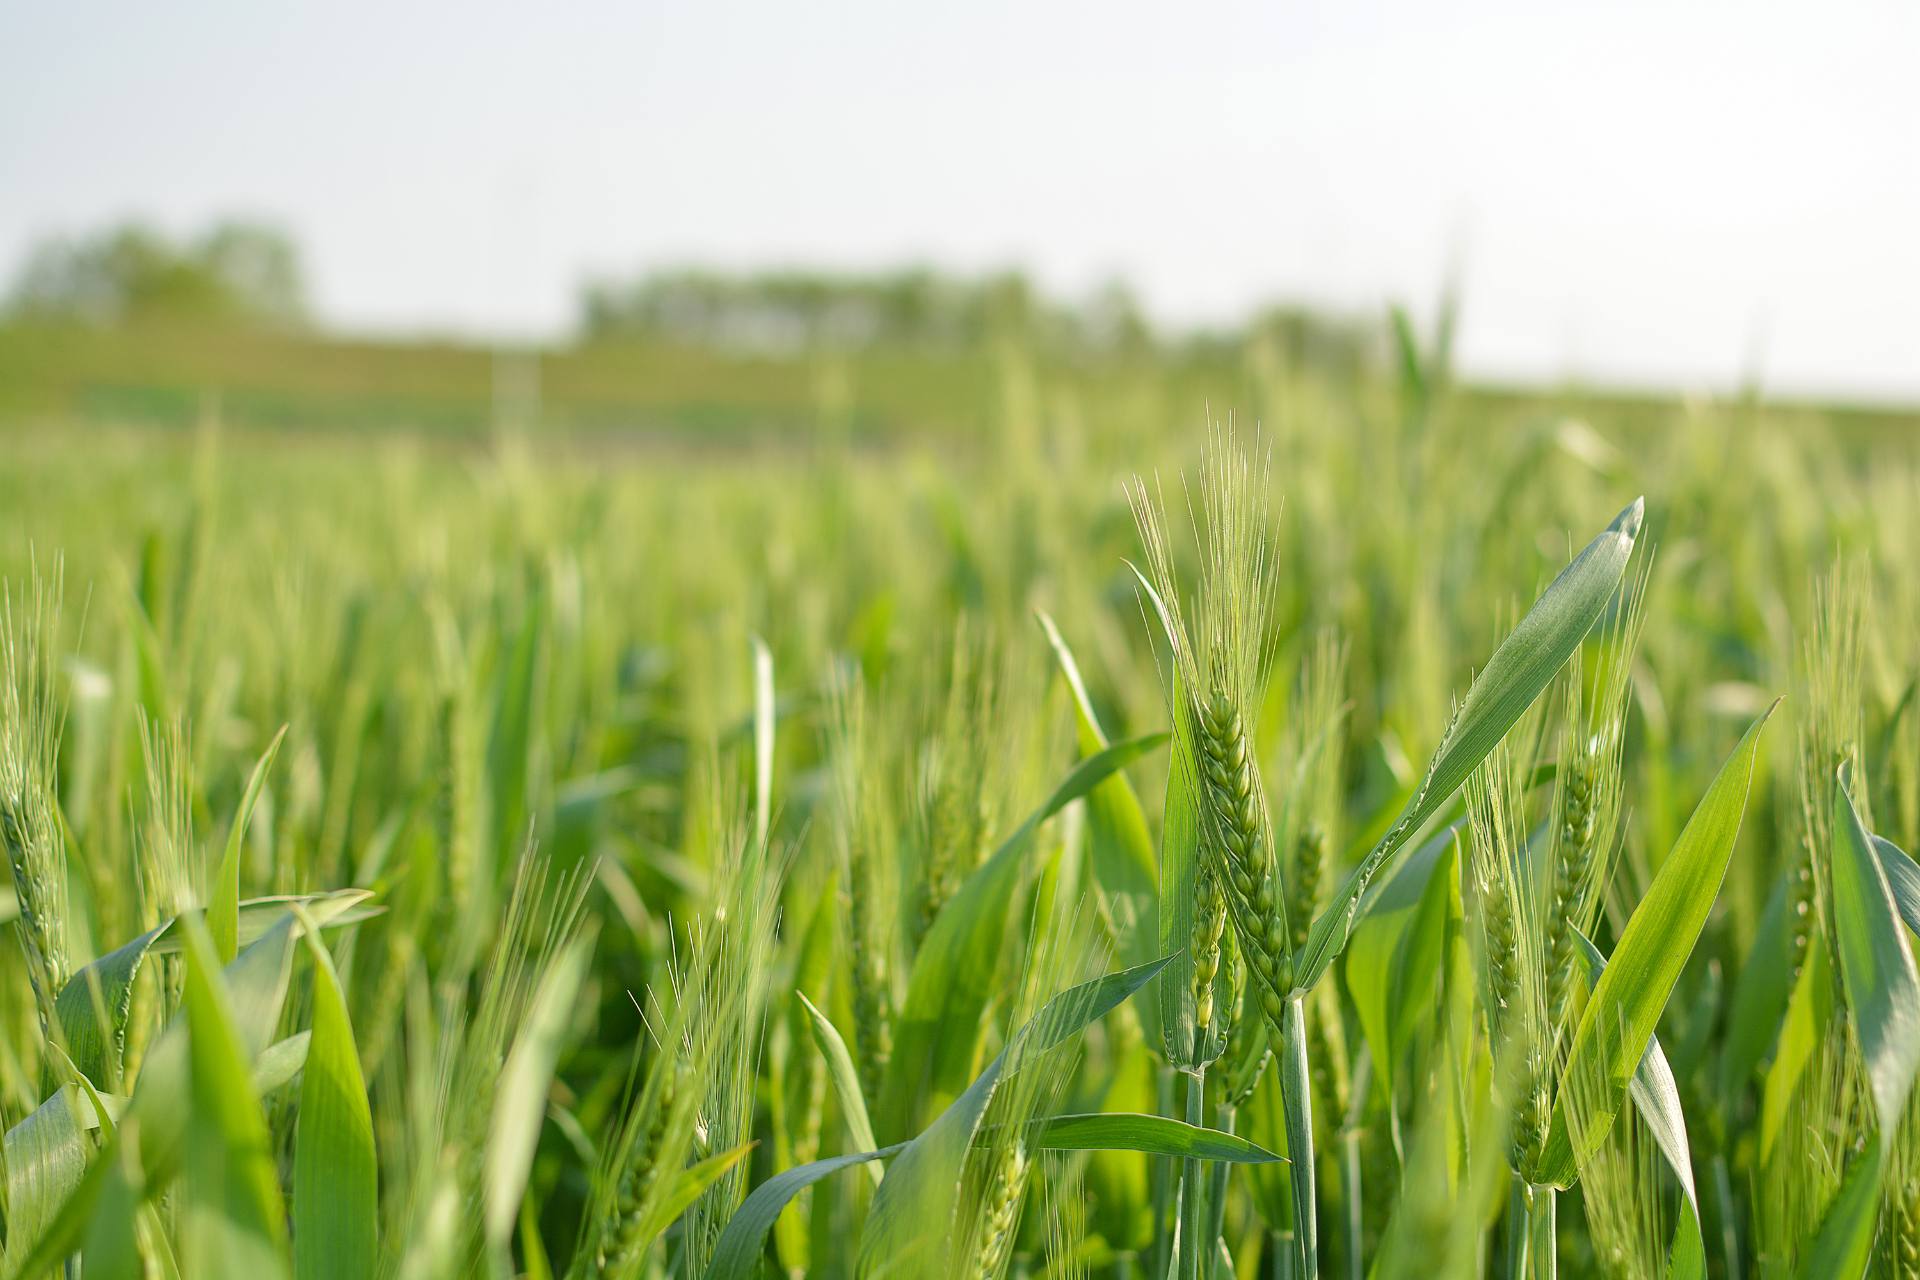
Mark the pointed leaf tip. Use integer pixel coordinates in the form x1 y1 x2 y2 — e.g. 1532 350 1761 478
1612 496 1645 540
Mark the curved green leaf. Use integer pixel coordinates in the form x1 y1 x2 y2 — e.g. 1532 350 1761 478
1638 1042 1707 1280
54 922 170 1088
1574 931 1704 1280
879 733 1167 1135
78 1129 148 1280
1874 834 1920 938
642 1142 756 1246
1830 770 1920 1142
292 912 377 1280
1799 1131 1884 1280
1719 869 1793 1106
1299 497 1644 993
1344 824 1458 1103
797 991 882 1186
211 725 288 964
484 931 595 1249
861 955 1174 1276
1037 611 1157 970
1792 776 1920 1280
5 908 315 1280
702 1143 908 1280
179 916 290 1280
1759 932 1833 1166
54 889 377 1092
253 1033 311 1096
1029 1112 1283 1163
1540 700 1773 1186
2 1085 91 1264
150 890 380 956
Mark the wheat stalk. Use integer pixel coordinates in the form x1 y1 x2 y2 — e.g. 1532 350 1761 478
1 564 69 1037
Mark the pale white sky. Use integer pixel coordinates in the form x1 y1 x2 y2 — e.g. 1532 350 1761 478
3 0 1917 398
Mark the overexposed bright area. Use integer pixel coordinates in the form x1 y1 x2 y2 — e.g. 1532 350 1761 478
2 0 1915 397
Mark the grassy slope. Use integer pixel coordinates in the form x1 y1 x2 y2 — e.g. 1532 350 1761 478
5 319 1915 449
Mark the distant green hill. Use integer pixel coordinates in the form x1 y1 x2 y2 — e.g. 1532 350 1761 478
2 319 1914 449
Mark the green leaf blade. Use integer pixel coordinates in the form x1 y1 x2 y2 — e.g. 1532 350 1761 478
180 915 291 1280
292 916 377 1280
212 725 288 965
483 931 595 1250
1540 701 1774 1186
1830 772 1920 1141
1031 1112 1283 1163
879 733 1167 1134
1299 497 1644 993
797 991 883 1186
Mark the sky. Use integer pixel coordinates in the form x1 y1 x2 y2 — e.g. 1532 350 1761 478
3 0 1917 399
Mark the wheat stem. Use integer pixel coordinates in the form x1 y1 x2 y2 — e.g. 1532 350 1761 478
1281 993 1318 1279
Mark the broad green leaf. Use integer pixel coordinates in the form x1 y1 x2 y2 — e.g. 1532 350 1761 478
211 725 288 964
1636 1044 1707 1280
484 930 595 1249
54 922 169 1089
1242 1045 1294 1236
6 1126 117 1280
1038 611 1157 969
1874 834 1920 937
797 991 883 1186
1028 1113 1283 1163
1539 702 1773 1186
1830 770 1920 1142
150 890 380 956
1759 932 1833 1165
1343 824 1458 1103
1800 803 1920 1278
773 881 838 1268
1719 869 1793 1107
1574 932 1704 1280
155 905 353 1170
1798 1131 1883 1280
78 1130 148 1280
2 1085 91 1264
879 733 1167 1135
1781 790 1915 1280
58 1055 122 1139
702 1143 908 1280
56 888 378 1089
638 1142 756 1245
254 1033 312 1097
5 909 317 1280
860 955 1175 1276
1299 497 1644 993
292 911 377 1280
179 916 290 1280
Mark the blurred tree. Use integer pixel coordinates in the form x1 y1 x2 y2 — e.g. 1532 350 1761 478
578 263 1390 373
1078 279 1155 355
6 219 307 328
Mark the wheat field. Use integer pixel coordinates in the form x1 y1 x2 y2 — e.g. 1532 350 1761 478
2 353 1919 1279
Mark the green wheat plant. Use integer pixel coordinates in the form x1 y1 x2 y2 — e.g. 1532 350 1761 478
2 339 1917 1279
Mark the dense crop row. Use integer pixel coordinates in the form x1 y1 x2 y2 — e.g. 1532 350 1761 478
1 379 1917 1277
